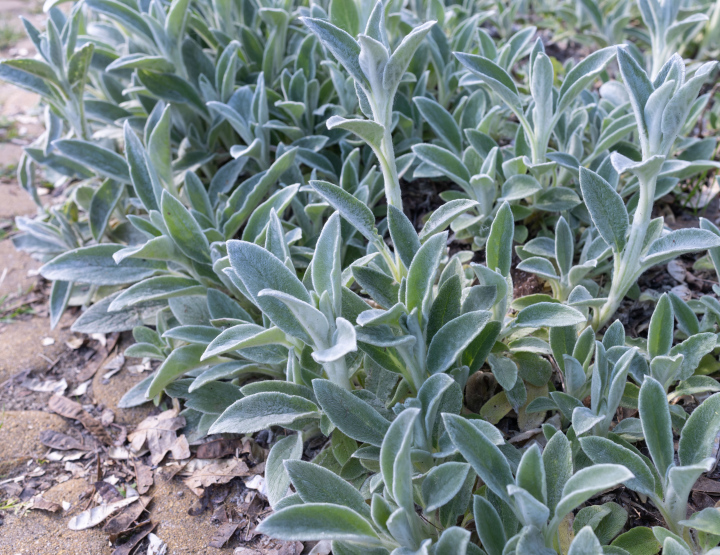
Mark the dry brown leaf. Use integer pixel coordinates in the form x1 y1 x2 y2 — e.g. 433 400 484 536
111 521 156 555
196 438 243 459
133 460 154 495
22 377 67 394
170 435 190 461
103 496 150 535
95 481 124 503
667 259 686 282
209 522 240 548
68 496 140 530
48 394 113 445
275 542 305 555
128 408 186 465
181 458 251 496
307 541 332 555
48 394 83 419
693 476 720 494
31 496 61 513
77 333 120 382
40 430 87 451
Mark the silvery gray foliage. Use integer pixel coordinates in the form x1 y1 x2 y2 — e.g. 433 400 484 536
581 379 720 550
635 0 709 78
302 0 436 209
3 1 720 553
581 51 720 330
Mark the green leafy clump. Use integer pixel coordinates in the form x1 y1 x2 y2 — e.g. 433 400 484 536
3 0 720 552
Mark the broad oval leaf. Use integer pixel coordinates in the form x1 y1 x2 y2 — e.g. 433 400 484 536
579 167 628 253
257 503 380 544
427 310 492 374
40 245 164 285
313 379 390 447
678 393 720 466
209 392 320 434
515 303 586 328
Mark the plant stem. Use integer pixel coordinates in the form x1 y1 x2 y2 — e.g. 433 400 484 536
325 358 351 390
593 173 658 329
378 125 403 209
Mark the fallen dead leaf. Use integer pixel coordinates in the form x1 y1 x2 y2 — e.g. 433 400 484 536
68 496 140 530
146 533 167 555
196 438 244 460
112 521 156 555
65 336 84 350
48 394 113 445
181 458 251 497
101 410 115 426
46 450 86 462
670 284 692 301
95 481 124 503
48 393 83 419
307 541 332 555
128 407 188 465
22 377 67 395
108 447 133 460
277 542 305 555
65 461 86 477
667 259 686 282
77 333 119 381
693 476 720 494
31 496 61 513
103 496 150 535
70 380 92 397
102 354 125 380
244 474 267 497
40 430 87 451
209 522 240 548
133 460 154 495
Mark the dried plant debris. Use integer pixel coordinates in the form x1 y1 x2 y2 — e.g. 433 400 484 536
39 430 89 451
180 458 254 497
127 407 190 465
30 496 62 513
68 496 140 530
111 521 156 555
48 394 114 445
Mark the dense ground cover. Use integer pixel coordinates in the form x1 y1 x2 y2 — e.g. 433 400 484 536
3 0 720 552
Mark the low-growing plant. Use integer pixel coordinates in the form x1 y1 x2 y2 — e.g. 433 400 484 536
3 0 720 553
582 50 720 330
581 380 720 549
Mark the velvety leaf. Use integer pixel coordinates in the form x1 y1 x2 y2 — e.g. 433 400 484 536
161 190 211 264
427 310 492 374
40 245 163 285
639 377 674 478
579 167 628 253
53 139 130 183
310 180 378 242
443 413 514 502
313 380 390 447
257 503 380 544
266 434 303 508
678 393 720 466
552 464 634 525
209 392 319 434
515 303 586 328
406 231 447 315
486 202 513 276
422 462 472 512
